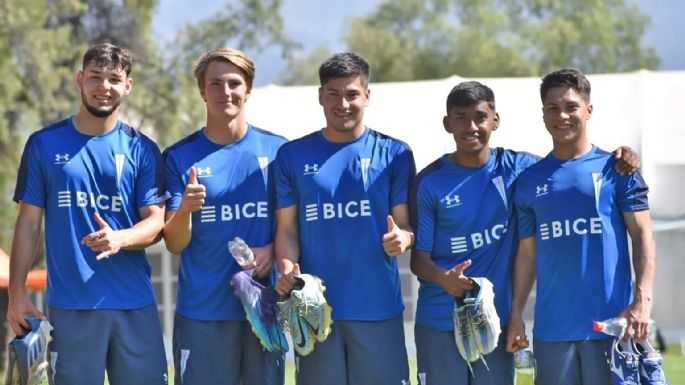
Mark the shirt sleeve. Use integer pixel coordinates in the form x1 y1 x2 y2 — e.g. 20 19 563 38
163 149 185 211
515 180 537 239
616 171 650 212
390 144 416 207
13 134 46 207
274 145 297 209
413 181 437 252
136 138 170 208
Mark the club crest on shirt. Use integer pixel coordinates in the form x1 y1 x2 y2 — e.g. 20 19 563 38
115 153 125 187
360 157 371 186
258 156 269 185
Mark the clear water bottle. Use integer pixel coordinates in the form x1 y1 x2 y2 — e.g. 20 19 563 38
228 237 255 267
592 317 656 338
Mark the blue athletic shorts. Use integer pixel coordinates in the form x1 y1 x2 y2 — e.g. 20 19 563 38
533 338 611 385
173 314 285 385
294 314 409 385
414 323 514 385
48 305 168 385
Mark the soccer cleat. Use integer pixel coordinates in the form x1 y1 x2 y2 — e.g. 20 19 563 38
635 339 669 385
278 296 316 356
6 317 53 385
610 338 640 385
289 274 333 343
231 270 289 352
467 277 501 356
453 296 480 364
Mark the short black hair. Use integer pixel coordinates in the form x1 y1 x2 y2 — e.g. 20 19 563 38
82 43 133 76
445 81 496 114
319 53 370 87
540 68 591 103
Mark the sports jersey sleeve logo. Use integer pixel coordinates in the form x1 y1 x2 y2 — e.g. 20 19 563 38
54 153 70 164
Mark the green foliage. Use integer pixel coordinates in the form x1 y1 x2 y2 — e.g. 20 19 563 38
341 0 659 82
278 45 333 85
0 0 295 249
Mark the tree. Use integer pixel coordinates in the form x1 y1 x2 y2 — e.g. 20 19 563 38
0 0 296 250
277 45 332 85
340 0 659 82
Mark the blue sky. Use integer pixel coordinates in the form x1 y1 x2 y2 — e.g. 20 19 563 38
152 0 685 86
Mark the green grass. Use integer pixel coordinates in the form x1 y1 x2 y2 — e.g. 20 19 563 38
25 345 685 385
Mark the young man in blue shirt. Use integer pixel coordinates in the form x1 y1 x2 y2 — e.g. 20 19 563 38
9 43 168 385
507 68 656 385
163 48 286 385
411 80 640 385
274 53 414 385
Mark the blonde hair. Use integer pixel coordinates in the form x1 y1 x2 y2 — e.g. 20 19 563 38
192 48 255 91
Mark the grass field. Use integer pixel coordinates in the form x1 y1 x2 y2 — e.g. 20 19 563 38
24 344 685 384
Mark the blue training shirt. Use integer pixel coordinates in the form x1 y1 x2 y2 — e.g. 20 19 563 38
411 148 539 331
274 127 416 321
13 117 168 310
164 124 286 320
515 145 649 341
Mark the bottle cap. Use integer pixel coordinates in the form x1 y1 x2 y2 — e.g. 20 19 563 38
592 321 604 332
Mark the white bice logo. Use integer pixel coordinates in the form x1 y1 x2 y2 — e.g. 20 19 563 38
54 153 70 164
450 222 508 254
536 184 549 197
444 194 461 208
57 191 123 212
304 163 319 175
196 167 212 178
539 217 602 240
304 200 371 221
199 202 269 223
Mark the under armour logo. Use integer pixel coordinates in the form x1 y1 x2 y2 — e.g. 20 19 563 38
54 153 70 163
196 167 212 177
304 163 319 175
536 184 548 197
444 194 461 208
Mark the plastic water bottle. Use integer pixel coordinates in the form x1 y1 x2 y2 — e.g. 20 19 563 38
228 237 255 267
592 317 656 337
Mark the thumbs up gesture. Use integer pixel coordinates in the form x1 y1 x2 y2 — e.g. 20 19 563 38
179 166 206 213
382 215 412 256
81 212 124 260
437 259 474 298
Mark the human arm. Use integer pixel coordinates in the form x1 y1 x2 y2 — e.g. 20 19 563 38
7 202 46 335
382 204 415 256
81 203 165 260
162 167 206 254
617 210 656 340
251 243 275 279
506 236 536 352
274 206 300 296
612 146 640 175
410 249 474 297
